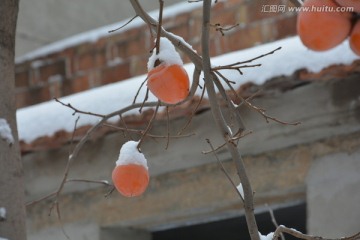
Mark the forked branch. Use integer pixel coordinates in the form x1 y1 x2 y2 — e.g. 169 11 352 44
273 226 360 240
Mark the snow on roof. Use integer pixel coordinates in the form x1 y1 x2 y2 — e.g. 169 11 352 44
16 36 358 143
15 1 203 63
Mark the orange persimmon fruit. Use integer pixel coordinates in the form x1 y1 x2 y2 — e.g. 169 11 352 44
334 0 360 13
147 64 190 104
350 20 360 56
112 163 149 197
297 0 352 51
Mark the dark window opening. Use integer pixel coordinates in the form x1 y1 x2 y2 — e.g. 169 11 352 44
153 202 306 240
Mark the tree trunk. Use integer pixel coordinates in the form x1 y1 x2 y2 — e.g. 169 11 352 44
0 0 27 239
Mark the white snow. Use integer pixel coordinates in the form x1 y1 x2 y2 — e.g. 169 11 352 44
0 207 6 220
16 73 157 143
167 31 197 53
115 141 148 169
259 231 274 240
210 37 358 85
16 36 359 143
147 37 184 71
15 1 203 64
0 119 14 145
236 183 244 198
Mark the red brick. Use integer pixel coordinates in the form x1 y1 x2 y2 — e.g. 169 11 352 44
167 24 190 41
18 86 51 107
260 19 277 43
101 62 131 85
212 8 238 26
211 1 225 12
16 90 31 108
247 0 283 22
71 74 90 93
96 49 107 67
75 48 107 72
188 18 202 42
190 7 203 19
31 86 51 104
74 42 94 55
15 70 30 88
175 12 190 25
209 34 229 57
130 56 148 76
227 24 262 51
76 52 96 71
275 14 297 39
38 59 66 82
125 36 148 58
60 73 91 96
108 27 142 43
225 0 246 8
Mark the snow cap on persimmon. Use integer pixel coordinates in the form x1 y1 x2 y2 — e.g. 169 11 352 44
115 140 148 169
147 37 183 71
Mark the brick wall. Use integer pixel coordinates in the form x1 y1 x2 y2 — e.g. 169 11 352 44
15 0 297 108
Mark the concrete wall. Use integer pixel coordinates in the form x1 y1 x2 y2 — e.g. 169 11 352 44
24 76 360 239
16 0 181 57
307 151 360 238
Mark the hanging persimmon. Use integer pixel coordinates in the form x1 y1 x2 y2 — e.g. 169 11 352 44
350 20 360 56
297 0 352 51
146 37 190 104
112 141 149 197
147 64 189 104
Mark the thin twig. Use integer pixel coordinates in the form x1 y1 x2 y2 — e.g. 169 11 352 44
206 139 244 203
178 84 206 135
165 106 170 150
26 191 57 206
265 204 285 240
55 98 105 118
102 123 195 139
214 70 300 126
240 100 301 126
137 101 160 149
139 88 150 113
210 23 239 36
273 225 360 240
108 15 139 33
56 202 70 240
69 116 80 155
66 178 113 187
212 47 281 71
211 72 245 133
133 77 148 104
202 130 252 154
105 187 116 198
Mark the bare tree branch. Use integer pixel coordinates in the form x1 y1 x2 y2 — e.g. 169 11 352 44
201 1 259 240
266 204 285 240
55 98 106 118
273 225 360 240
108 15 139 33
